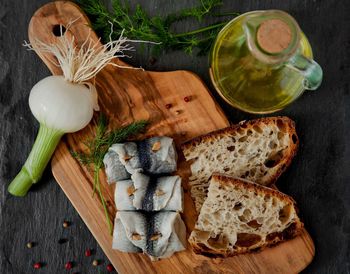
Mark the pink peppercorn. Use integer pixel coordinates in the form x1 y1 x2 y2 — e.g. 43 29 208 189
65 261 73 270
106 264 114 272
85 249 92 257
183 96 191 102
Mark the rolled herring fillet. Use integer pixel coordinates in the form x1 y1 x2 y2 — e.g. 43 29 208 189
112 211 186 259
115 172 183 212
103 136 177 184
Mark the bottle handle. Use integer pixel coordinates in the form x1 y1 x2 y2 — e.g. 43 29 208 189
287 53 323 90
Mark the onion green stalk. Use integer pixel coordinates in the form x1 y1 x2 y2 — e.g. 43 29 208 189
8 22 145 197
8 126 63 196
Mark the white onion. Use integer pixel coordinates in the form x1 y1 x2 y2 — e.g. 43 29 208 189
29 75 96 133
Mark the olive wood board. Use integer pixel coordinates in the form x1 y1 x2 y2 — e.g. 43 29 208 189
28 1 315 273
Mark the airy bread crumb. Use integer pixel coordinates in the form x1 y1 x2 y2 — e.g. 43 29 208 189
188 174 303 257
181 117 299 212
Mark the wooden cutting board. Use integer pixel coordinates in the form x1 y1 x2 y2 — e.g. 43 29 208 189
28 1 314 273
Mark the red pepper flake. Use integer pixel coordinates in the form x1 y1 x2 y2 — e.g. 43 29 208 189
165 103 172 109
65 261 73 270
85 249 92 257
106 264 114 272
92 259 99 266
33 262 41 269
183 96 191 102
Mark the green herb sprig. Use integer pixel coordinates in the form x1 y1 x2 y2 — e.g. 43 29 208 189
72 114 148 234
78 0 239 55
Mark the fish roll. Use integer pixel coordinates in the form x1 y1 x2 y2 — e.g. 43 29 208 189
115 172 183 212
103 136 177 183
112 211 186 259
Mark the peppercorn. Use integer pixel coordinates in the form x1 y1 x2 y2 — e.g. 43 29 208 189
85 249 92 257
63 221 69 228
33 262 41 269
148 57 157 65
165 103 172 109
65 261 73 270
92 259 99 266
183 96 191 102
58 238 68 244
26 242 33 249
106 264 114 272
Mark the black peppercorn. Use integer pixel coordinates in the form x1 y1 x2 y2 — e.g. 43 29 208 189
58 238 68 244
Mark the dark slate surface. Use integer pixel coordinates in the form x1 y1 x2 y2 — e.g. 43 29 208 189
0 0 349 273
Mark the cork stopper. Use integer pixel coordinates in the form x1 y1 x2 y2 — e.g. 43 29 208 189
257 19 292 54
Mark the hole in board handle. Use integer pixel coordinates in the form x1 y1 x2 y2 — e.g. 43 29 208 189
52 25 66 37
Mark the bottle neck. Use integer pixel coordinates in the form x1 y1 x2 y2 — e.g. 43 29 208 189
243 10 301 65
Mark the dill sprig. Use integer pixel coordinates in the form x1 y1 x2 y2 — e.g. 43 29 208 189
71 114 148 234
78 0 239 55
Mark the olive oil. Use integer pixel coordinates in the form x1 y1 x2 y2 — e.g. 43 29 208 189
210 11 315 113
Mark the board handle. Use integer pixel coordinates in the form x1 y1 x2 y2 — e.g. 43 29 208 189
28 1 100 75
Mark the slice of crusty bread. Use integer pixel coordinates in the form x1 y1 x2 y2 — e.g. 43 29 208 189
181 116 299 212
188 174 303 257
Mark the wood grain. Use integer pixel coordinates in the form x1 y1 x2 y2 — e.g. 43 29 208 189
28 1 314 273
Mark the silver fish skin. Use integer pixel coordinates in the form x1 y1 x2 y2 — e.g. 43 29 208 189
115 173 183 212
112 212 186 259
113 212 146 252
141 137 178 174
106 137 177 182
148 211 187 259
103 149 130 184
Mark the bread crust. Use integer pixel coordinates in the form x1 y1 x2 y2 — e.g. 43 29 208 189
190 221 303 257
189 174 304 258
181 116 299 187
211 174 298 205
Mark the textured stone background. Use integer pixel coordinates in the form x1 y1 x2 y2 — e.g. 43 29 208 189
0 0 349 273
